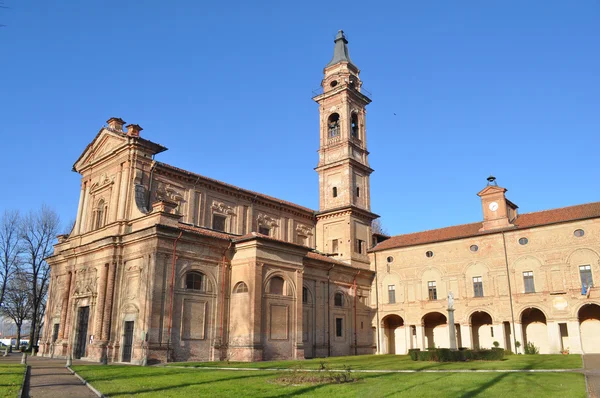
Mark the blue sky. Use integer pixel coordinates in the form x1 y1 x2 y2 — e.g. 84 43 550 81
0 1 598 236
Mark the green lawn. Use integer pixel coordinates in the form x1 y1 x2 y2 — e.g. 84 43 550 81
0 364 24 398
71 365 587 398
164 354 583 370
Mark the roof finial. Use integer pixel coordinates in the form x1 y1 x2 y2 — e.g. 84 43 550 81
487 175 497 186
326 30 354 68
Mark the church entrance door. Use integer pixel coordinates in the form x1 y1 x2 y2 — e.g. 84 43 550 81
122 321 134 362
74 306 90 359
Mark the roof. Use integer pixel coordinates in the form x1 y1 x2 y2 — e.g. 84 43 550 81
371 201 600 252
156 162 315 215
326 30 355 68
178 223 236 240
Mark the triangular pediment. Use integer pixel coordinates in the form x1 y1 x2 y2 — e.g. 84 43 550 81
73 128 128 172
477 185 507 197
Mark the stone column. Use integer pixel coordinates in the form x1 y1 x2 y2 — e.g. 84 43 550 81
415 325 425 350
118 163 130 220
250 262 264 361
93 264 110 339
513 323 524 354
448 308 457 350
460 324 472 349
101 262 117 341
64 271 77 340
58 272 72 340
294 270 304 359
109 169 122 223
567 320 583 354
79 185 90 233
73 185 85 235
546 321 561 354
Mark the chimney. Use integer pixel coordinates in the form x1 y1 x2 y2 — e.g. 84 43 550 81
106 117 126 132
126 124 143 137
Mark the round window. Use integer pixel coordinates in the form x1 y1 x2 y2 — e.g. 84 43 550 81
470 245 479 252
425 251 434 258
386 256 394 263
574 229 585 237
518 237 528 245
330 80 338 88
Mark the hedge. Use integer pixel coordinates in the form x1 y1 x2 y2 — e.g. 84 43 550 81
409 348 504 362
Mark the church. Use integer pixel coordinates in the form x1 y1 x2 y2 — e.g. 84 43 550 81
40 31 600 364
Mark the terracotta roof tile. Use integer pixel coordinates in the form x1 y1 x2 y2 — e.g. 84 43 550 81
305 251 350 266
371 201 600 252
156 162 315 215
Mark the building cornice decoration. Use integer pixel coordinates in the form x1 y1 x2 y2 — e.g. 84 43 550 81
257 213 278 228
296 224 313 237
212 200 235 216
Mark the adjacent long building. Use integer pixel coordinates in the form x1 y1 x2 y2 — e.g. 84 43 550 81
40 31 600 364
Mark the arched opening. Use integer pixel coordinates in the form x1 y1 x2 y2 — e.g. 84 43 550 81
334 292 344 307
579 304 600 353
185 272 205 291
351 113 359 138
328 113 340 138
382 314 405 354
422 312 447 349
470 311 494 349
268 276 284 295
233 281 248 293
521 307 548 353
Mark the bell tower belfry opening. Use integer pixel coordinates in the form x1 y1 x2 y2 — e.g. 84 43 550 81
313 30 378 269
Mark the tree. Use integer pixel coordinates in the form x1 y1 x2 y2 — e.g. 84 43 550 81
371 219 388 236
20 206 59 350
0 210 21 309
0 271 31 349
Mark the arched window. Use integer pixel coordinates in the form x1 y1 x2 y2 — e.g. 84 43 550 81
185 272 205 291
328 113 340 138
334 292 344 307
351 113 359 138
95 199 106 229
269 276 284 295
233 281 249 293
302 287 309 303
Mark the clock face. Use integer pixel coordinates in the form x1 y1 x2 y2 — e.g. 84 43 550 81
489 201 499 211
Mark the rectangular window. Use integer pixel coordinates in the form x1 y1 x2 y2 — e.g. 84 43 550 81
580 265 593 295
388 285 396 304
331 239 339 254
335 318 343 337
212 214 226 232
258 226 270 236
356 239 365 254
428 281 437 300
473 276 484 297
523 271 535 293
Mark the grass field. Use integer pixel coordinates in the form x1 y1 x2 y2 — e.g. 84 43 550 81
70 365 587 398
164 353 583 370
0 364 24 398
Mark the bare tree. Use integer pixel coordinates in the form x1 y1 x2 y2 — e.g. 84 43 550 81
0 210 21 309
371 219 388 236
1 271 31 349
20 206 59 350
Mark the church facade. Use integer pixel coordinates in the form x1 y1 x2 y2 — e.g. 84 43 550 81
40 32 600 364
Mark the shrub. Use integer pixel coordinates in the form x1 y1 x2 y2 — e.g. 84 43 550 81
493 341 500 348
437 348 453 362
524 342 540 355
408 349 420 361
417 350 433 361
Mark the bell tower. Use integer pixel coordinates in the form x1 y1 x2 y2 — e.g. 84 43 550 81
313 30 377 269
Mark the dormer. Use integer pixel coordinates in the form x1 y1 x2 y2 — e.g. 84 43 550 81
477 176 518 231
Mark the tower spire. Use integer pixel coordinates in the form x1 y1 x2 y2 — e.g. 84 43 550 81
326 30 354 67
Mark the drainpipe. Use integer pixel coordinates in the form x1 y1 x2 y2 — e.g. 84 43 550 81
353 270 361 355
166 231 183 362
374 253 381 354
502 232 519 353
219 240 233 358
327 264 335 357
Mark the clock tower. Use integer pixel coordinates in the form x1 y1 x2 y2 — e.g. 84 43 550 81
478 176 518 231
313 31 378 269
